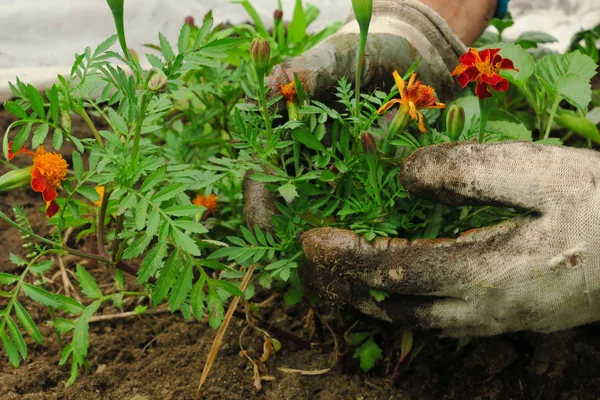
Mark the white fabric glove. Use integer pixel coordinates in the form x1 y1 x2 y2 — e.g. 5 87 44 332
301 141 600 337
267 0 466 101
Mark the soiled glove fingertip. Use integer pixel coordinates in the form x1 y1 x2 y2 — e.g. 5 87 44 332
301 227 359 267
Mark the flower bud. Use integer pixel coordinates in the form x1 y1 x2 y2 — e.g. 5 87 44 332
147 68 168 91
274 9 283 22
60 110 72 135
0 168 31 192
250 38 271 77
184 16 196 27
360 131 376 154
446 104 465 141
351 0 373 33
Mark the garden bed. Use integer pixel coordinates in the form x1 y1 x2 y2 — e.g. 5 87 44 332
1 109 600 400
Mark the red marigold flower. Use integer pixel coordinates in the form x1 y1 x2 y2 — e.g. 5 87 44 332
8 141 68 217
192 193 219 216
451 48 518 99
377 71 445 133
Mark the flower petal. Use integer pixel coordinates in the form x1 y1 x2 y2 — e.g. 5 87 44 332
480 73 503 85
45 199 60 218
475 81 492 99
407 102 418 121
459 48 479 66
31 168 46 192
377 99 402 115
392 70 405 94
497 58 517 71
42 185 57 202
491 77 510 92
417 111 427 133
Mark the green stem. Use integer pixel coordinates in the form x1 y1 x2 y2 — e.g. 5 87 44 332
256 74 272 146
354 32 367 133
130 93 150 170
76 107 104 148
0 209 111 263
97 188 112 257
544 96 561 140
478 98 491 143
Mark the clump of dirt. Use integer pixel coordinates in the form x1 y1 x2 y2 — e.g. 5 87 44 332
2 108 600 400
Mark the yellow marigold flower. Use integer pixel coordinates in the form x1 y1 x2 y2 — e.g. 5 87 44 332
377 71 445 133
192 193 219 216
8 141 68 217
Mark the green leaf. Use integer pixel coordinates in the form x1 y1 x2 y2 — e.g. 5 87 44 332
52 126 63 150
75 265 102 298
72 151 84 181
77 185 101 203
369 288 389 302
249 173 286 183
14 301 43 344
0 272 19 285
178 23 191 53
169 263 193 311
140 166 166 192
516 31 557 44
72 300 101 364
1 332 20 367
277 182 299 203
9 253 27 266
26 84 46 119
495 42 535 87
55 294 85 314
6 316 27 360
172 219 209 234
22 283 63 308
207 289 224 329
52 318 76 333
554 108 600 144
4 101 28 119
159 33 175 61
164 204 204 217
353 337 383 372
212 279 245 297
348 332 370 346
535 51 597 113
31 124 49 148
46 85 60 125
151 183 187 203
152 251 180 304
172 227 200 256
30 260 53 275
288 0 307 43
137 243 167 284
190 280 205 320
107 108 128 135
292 128 327 152
12 123 32 153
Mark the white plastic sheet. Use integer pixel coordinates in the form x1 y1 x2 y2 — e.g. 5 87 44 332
0 0 598 101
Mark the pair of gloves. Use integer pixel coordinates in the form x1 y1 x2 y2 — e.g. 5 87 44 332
247 0 600 336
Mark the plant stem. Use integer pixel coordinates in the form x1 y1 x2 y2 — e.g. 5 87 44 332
354 33 367 133
544 96 561 140
96 188 112 257
478 98 491 143
256 74 273 146
130 93 150 170
76 107 104 148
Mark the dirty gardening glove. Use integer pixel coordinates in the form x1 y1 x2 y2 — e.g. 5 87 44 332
268 0 466 101
301 141 600 337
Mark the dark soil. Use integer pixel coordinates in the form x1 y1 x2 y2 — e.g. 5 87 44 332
2 109 600 400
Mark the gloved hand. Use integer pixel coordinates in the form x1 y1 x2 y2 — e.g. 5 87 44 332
301 141 600 337
267 0 467 101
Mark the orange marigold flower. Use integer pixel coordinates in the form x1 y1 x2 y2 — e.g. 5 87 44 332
279 81 297 103
192 193 219 215
8 141 68 217
450 48 518 99
377 71 445 133
94 186 105 206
